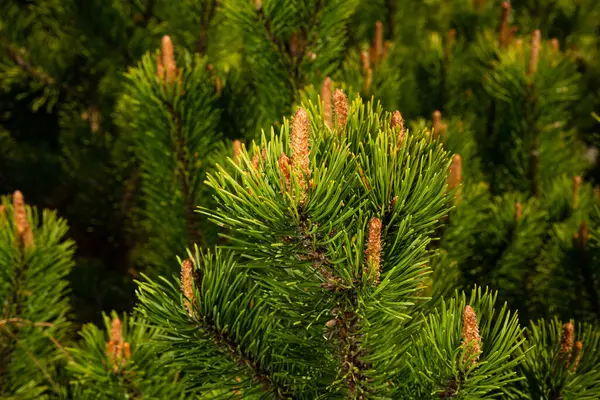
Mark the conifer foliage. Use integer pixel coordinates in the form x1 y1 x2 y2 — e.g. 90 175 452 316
67 312 186 400
136 94 534 398
2 0 600 398
0 191 75 399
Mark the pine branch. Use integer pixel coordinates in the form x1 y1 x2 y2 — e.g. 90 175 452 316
165 101 203 248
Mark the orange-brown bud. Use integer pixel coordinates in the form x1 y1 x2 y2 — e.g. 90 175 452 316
279 153 291 194
528 30 542 76
181 258 195 317
13 190 34 249
291 108 311 202
448 155 462 202
365 217 382 285
551 38 560 52
432 110 447 137
462 305 482 367
161 35 177 84
499 2 511 48
572 176 582 208
321 77 333 128
110 318 123 348
515 202 522 223
391 110 406 145
560 322 574 354
233 140 243 164
333 89 348 132
123 342 131 360
373 21 384 64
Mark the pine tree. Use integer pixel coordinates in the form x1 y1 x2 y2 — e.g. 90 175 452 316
0 191 75 399
134 94 538 398
115 35 226 275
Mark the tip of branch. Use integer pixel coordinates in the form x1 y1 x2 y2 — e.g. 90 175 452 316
528 30 542 76
499 2 512 48
291 108 311 179
573 176 582 208
279 153 291 195
181 258 195 317
321 77 333 128
560 321 574 364
373 21 384 64
432 110 447 137
366 217 382 285
391 110 406 145
448 154 462 191
333 89 348 132
13 190 34 249
161 35 177 84
462 305 481 367
233 140 243 164
515 202 522 223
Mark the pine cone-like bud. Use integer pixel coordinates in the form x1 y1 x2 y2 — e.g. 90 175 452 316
161 35 177 84
373 21 383 64
432 110 447 137
560 322 574 362
391 110 405 145
462 305 482 367
321 77 333 128
233 140 243 164
279 153 291 194
365 217 382 285
252 148 267 170
13 190 34 249
528 30 542 76
107 317 123 366
572 176 582 208
499 2 511 48
333 89 348 132
515 202 522 223
448 155 462 201
291 108 311 202
551 38 560 52
181 258 195 317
